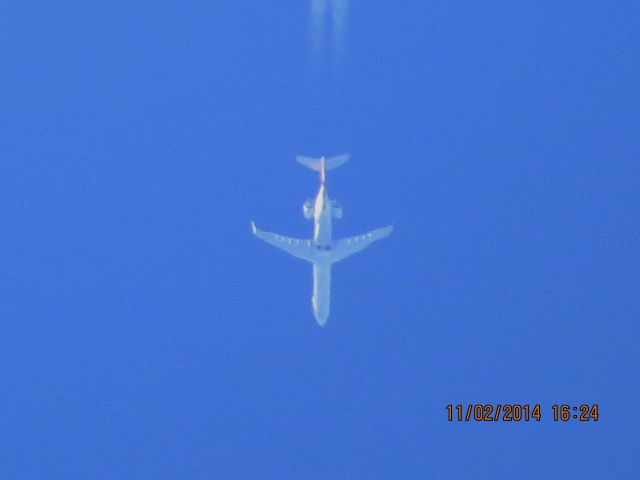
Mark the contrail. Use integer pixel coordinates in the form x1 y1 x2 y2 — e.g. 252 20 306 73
310 0 348 69
330 0 348 63
311 0 328 61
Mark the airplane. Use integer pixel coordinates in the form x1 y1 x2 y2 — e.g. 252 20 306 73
251 154 393 326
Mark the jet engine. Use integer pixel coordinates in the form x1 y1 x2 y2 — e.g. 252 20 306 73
331 201 343 219
303 200 314 219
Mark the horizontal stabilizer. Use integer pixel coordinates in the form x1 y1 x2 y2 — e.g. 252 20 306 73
296 154 350 172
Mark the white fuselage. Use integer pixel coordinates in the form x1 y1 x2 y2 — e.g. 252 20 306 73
311 182 334 325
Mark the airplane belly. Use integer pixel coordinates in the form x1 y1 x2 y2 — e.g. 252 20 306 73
312 263 332 326
314 213 332 246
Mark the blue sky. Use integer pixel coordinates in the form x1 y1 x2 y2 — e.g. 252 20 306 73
1 2 639 478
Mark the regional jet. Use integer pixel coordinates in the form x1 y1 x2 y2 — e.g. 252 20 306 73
251 154 393 326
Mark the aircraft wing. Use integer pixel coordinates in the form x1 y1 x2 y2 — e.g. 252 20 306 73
251 222 316 262
331 225 393 263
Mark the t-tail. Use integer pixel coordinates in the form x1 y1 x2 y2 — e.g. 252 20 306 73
296 154 350 183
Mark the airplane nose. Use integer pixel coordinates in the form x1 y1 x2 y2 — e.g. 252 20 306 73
315 311 329 327
313 300 329 326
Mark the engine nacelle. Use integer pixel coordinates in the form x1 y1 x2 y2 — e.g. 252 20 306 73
331 201 343 219
303 200 314 219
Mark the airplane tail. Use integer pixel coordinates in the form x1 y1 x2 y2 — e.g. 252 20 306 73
296 154 350 182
